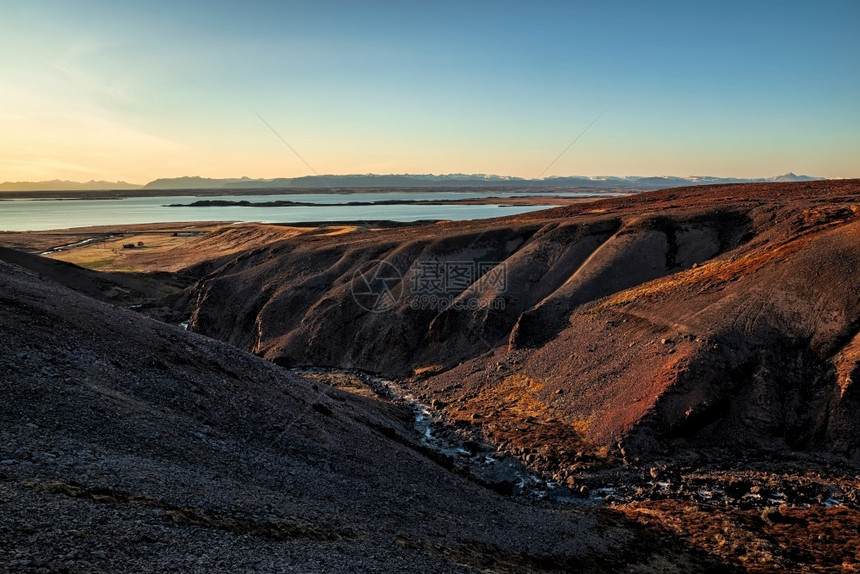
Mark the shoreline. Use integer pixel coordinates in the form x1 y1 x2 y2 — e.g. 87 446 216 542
0 186 629 200
163 195 596 208
0 194 605 271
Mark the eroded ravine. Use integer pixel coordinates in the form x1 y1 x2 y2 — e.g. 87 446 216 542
288 368 860 513
290 367 589 504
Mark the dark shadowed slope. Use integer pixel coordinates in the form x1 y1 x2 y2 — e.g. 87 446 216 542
0 245 181 304
0 261 730 572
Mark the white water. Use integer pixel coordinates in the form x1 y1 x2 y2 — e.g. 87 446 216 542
289 367 585 503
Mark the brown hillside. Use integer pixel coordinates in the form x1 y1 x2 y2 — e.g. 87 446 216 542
3 259 735 572
176 180 860 464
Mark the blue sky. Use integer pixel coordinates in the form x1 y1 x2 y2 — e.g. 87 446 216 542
1 0 858 182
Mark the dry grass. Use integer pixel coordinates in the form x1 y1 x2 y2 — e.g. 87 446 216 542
412 364 445 377
594 206 860 314
444 373 597 465
0 222 352 273
617 500 860 572
47 231 208 271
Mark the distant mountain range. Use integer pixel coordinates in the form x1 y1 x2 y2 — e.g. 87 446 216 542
0 179 143 192
0 173 821 192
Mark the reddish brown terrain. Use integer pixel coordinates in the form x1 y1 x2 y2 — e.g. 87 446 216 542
2 179 859 571
178 180 860 460
2 255 738 572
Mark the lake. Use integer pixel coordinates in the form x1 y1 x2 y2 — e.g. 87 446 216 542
0 190 605 231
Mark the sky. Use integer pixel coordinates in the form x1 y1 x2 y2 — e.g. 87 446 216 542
1 0 858 183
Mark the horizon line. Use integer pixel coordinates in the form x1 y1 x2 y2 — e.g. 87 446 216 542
0 171 833 188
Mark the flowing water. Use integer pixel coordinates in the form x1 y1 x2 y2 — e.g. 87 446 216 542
290 367 586 503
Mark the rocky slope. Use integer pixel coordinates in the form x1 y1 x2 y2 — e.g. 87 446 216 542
0 246 177 305
1 258 736 572
179 180 860 465
3 179 859 571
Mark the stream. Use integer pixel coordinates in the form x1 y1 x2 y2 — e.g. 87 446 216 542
290 367 589 504
285 367 860 511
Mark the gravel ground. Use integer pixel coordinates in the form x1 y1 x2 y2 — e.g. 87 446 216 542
0 259 731 573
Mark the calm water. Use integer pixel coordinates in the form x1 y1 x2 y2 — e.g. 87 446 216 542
0 191 602 231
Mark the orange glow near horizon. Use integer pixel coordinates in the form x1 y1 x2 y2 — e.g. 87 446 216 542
1 3 857 184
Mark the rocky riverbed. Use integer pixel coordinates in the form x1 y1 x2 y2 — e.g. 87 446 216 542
293 369 859 513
